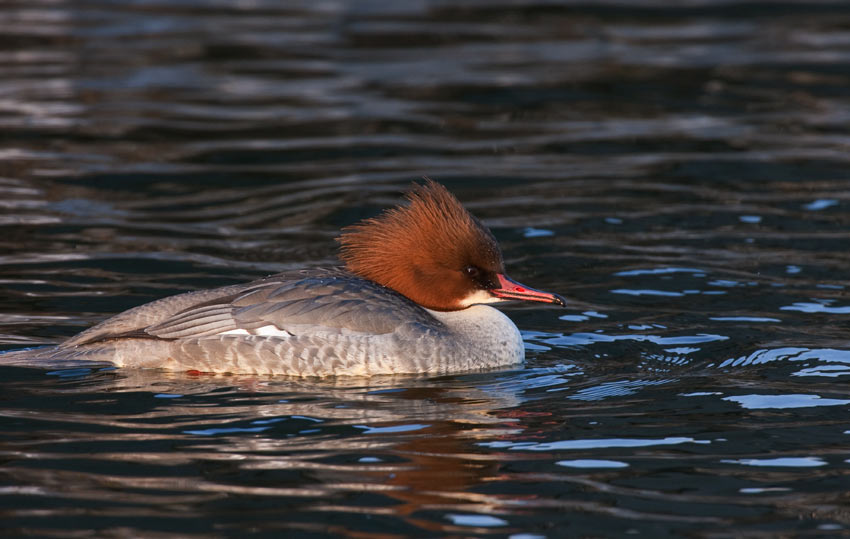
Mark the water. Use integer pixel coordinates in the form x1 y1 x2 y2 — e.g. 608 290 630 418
2 0 850 536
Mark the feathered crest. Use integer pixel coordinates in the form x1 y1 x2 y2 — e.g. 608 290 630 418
337 179 504 310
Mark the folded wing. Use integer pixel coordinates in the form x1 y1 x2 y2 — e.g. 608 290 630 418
66 269 442 346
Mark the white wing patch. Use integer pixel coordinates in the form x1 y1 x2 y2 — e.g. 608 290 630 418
254 325 292 337
220 329 250 336
219 325 292 338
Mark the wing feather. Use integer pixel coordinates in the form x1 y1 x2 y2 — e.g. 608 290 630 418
72 269 444 344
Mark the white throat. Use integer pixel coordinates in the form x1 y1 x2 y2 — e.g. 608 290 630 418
456 289 505 308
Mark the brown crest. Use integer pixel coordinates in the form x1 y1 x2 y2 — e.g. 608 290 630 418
337 179 505 311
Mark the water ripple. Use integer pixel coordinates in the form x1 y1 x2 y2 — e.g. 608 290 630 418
3 1 850 536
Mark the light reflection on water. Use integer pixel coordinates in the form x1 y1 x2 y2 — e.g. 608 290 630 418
3 0 850 536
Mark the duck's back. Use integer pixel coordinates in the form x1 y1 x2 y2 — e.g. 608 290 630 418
7 269 456 376
67 269 440 344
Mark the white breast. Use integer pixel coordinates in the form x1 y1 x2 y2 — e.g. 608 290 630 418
425 305 525 368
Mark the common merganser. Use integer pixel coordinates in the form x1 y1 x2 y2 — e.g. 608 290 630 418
5 180 565 376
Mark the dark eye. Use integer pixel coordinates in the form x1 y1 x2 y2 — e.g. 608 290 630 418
464 265 481 279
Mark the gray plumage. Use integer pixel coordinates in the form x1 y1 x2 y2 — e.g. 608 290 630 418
2 269 525 376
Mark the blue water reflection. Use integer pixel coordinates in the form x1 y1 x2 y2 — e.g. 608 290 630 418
3 0 850 536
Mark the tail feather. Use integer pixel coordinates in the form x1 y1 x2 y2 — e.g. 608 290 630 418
0 346 113 370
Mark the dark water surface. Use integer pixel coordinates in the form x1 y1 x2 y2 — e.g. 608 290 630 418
3 0 850 536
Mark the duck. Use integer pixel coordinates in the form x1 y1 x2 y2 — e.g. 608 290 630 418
4 180 565 376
